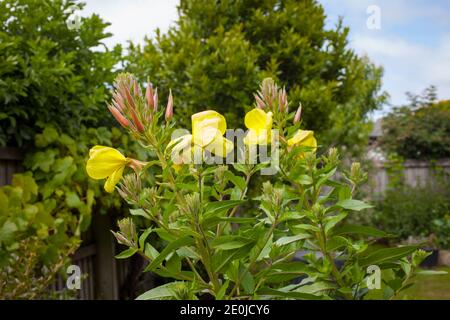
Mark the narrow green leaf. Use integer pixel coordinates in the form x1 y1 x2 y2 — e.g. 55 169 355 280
336 199 373 211
115 247 138 259
136 282 185 300
144 236 194 272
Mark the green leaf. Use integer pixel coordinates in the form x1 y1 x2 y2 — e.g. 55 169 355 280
333 225 387 237
359 246 418 267
274 233 311 246
216 280 230 300
65 192 82 209
324 212 347 235
210 236 254 250
139 227 153 249
336 199 373 211
203 200 244 217
130 208 151 219
225 171 246 190
136 282 185 300
417 270 448 276
115 247 138 259
144 243 160 260
257 287 323 300
166 252 182 274
144 236 194 272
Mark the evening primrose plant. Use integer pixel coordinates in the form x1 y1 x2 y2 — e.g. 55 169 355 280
86 74 433 300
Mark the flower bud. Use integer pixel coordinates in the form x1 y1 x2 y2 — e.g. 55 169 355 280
130 107 145 133
294 104 302 124
255 94 265 109
165 89 173 121
108 104 129 128
145 82 154 110
153 88 158 112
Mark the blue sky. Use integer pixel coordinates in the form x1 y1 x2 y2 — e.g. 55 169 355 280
82 0 450 116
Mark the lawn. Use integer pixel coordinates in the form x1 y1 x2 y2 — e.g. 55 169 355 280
396 267 450 300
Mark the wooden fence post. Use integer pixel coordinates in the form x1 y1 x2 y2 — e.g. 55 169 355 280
92 211 119 299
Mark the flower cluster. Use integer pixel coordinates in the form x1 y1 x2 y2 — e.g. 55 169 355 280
86 75 316 192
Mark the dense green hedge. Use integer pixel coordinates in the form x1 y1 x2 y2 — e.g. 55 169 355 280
125 0 387 155
0 0 121 147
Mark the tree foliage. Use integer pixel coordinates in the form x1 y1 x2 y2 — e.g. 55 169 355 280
0 0 121 147
379 87 450 160
125 0 387 154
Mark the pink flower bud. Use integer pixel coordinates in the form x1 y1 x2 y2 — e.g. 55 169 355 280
130 107 145 133
133 81 140 97
108 104 130 128
124 87 136 110
165 89 173 121
255 94 265 109
153 88 158 112
145 83 154 110
294 104 302 124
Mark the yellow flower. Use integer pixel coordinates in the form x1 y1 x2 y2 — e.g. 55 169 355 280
168 110 233 165
243 108 273 145
86 146 130 193
287 130 317 153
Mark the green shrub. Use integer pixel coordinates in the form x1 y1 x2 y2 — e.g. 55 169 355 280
0 0 121 147
125 0 387 155
0 124 144 299
379 88 450 160
373 179 450 247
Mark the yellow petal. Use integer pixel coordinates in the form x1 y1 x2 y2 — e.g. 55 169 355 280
287 130 314 147
193 126 221 147
86 146 128 179
192 110 227 137
244 108 273 130
204 134 234 157
167 134 193 165
104 166 125 193
243 129 271 145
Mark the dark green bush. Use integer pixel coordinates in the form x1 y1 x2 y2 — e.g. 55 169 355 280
0 0 121 147
379 88 450 160
373 178 450 247
125 0 387 155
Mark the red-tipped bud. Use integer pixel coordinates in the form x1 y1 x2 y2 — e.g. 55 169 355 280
133 81 140 97
165 89 173 121
124 87 136 110
108 104 130 128
145 83 154 110
255 94 265 109
153 88 158 112
294 104 302 124
130 108 145 133
114 92 127 112
279 87 287 113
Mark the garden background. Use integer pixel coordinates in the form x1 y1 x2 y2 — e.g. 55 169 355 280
0 0 449 300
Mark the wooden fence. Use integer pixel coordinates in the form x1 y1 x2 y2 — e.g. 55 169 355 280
0 147 133 299
368 159 450 196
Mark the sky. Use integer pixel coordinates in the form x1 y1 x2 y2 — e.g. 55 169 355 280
81 0 450 116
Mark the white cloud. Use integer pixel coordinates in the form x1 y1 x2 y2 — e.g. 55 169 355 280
82 0 179 47
353 34 450 107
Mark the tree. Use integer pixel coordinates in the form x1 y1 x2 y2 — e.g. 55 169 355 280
125 0 387 154
0 0 121 147
379 87 450 160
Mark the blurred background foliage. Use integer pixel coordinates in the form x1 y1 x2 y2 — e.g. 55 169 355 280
125 0 387 155
0 0 121 147
379 87 450 160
